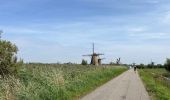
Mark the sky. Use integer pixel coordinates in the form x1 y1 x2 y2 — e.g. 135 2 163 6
0 0 170 64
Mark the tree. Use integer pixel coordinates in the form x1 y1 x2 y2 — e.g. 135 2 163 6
137 63 145 69
147 61 155 68
156 64 164 68
165 58 170 71
0 33 22 77
81 59 87 65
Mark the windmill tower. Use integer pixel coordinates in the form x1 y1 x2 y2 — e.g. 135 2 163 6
98 58 105 65
83 43 104 66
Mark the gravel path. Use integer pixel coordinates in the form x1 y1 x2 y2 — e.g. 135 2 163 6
81 69 150 100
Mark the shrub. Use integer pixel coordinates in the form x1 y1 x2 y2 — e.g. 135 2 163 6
0 33 22 77
165 58 170 72
137 64 145 69
81 59 87 65
156 64 164 68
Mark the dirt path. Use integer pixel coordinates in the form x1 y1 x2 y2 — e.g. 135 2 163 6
81 69 150 100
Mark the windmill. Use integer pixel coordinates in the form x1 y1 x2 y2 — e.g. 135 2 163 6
116 58 121 65
83 43 104 66
98 58 105 65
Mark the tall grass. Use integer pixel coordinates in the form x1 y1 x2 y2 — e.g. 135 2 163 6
139 69 170 100
0 64 127 100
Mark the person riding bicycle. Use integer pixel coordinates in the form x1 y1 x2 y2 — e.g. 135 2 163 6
134 66 137 71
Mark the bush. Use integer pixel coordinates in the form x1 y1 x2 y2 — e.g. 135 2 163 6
81 59 87 65
0 34 22 77
156 64 164 68
165 58 170 72
137 64 145 69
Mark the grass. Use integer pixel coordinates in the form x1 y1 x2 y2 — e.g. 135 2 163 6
139 68 170 100
0 64 127 100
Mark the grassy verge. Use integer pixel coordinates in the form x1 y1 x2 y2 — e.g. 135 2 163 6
0 64 127 100
139 68 170 100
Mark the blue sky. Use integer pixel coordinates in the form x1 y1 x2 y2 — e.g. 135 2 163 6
1 0 170 64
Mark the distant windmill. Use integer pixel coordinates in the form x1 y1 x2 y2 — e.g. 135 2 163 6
83 43 104 66
98 58 105 65
116 58 121 65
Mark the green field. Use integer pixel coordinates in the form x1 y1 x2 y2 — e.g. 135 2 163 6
0 64 127 100
139 68 170 100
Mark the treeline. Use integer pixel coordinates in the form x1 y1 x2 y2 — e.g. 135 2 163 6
136 59 170 72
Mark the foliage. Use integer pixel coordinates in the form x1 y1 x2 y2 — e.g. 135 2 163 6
0 34 22 77
147 62 155 68
81 59 88 65
136 63 164 69
0 64 127 100
136 63 145 69
165 58 170 72
139 69 170 100
156 64 163 68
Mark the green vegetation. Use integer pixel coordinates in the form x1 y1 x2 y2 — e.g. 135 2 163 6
136 58 170 70
139 68 170 100
81 59 88 65
0 33 22 77
136 63 165 69
0 64 127 100
165 58 170 72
